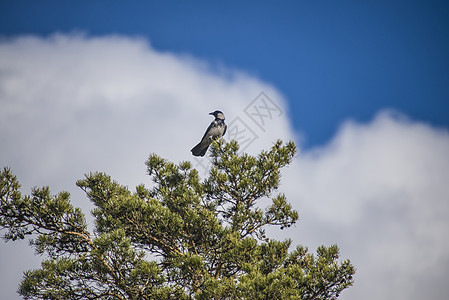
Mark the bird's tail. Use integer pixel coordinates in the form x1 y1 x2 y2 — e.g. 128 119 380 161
191 142 209 157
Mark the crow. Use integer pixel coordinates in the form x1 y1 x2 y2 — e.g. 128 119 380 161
191 110 227 157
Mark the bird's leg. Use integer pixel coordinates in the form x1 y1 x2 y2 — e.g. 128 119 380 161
211 138 225 148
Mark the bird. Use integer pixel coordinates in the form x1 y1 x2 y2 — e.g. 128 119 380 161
191 110 227 157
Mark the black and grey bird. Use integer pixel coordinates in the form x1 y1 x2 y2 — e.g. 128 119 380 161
191 110 227 157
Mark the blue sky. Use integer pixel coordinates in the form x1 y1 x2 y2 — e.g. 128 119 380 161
1 1 449 300
2 0 448 147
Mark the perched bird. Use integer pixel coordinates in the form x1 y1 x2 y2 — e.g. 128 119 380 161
191 110 227 157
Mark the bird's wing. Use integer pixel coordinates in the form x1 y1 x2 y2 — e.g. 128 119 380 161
199 121 216 142
222 124 227 137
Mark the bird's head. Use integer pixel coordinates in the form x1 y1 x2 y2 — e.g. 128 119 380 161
209 110 225 120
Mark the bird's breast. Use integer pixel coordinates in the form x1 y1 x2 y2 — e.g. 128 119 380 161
207 123 225 139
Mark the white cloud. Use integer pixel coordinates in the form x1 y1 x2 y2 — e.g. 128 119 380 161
288 111 449 299
0 34 291 300
1 34 449 300
0 34 290 189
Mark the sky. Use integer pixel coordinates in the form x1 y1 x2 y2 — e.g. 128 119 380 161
0 1 448 299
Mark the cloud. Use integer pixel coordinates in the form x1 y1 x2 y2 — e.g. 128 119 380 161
0 33 290 188
0 33 291 299
288 111 449 299
1 34 448 300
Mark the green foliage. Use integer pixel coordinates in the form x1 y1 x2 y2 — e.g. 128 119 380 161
1 140 355 299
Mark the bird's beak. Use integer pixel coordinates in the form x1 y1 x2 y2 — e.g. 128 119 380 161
209 112 214 115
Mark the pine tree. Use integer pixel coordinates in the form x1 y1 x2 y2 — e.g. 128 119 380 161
0 140 354 299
